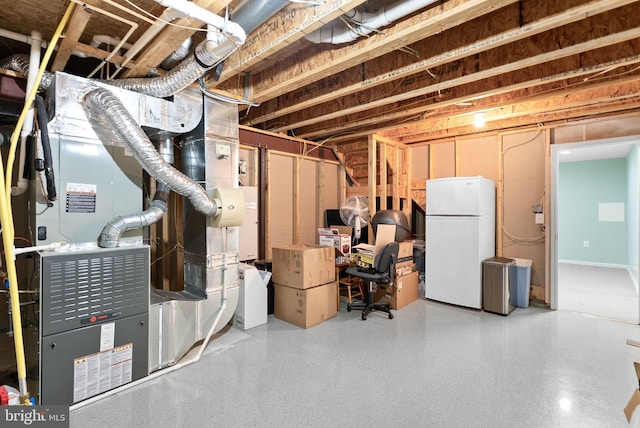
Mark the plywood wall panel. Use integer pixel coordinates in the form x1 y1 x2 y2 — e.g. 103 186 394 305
456 135 499 181
322 162 341 210
268 154 295 250
299 158 319 246
554 114 640 144
430 141 455 178
501 130 546 288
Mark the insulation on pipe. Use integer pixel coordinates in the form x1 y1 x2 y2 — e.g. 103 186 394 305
83 87 218 217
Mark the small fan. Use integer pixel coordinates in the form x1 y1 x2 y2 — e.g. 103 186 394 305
339 195 369 240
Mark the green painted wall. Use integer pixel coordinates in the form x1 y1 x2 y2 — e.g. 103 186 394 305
559 158 627 264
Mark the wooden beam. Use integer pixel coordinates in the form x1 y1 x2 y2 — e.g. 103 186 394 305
244 0 637 127
216 0 367 84
51 1 96 72
247 0 518 103
72 43 135 68
378 137 387 211
121 0 231 78
293 157 300 244
287 25 640 135
393 74 640 138
367 134 376 244
314 52 640 143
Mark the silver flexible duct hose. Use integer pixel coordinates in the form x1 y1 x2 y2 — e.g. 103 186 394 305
99 138 174 248
161 37 192 70
98 205 166 248
84 87 218 217
0 54 53 90
2 34 237 99
103 38 238 98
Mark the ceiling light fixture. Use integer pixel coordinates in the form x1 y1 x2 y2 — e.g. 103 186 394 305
473 112 486 128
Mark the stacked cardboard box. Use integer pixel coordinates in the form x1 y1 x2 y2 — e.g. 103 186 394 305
373 241 418 309
318 227 351 256
272 245 337 328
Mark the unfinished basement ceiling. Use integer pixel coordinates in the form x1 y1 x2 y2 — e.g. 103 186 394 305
1 0 640 147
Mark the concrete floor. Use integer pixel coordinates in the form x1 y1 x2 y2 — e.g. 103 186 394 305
70 299 640 427
559 262 638 324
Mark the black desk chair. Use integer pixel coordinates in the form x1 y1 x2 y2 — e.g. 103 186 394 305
346 242 399 320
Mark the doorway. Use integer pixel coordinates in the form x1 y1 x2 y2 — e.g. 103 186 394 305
551 137 640 323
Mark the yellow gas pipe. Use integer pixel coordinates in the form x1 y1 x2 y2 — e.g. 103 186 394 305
0 2 76 404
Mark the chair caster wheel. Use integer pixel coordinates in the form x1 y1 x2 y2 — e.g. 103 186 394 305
361 314 367 321
347 306 352 312
388 313 394 319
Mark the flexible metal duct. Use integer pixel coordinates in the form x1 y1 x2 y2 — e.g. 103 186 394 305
2 26 243 98
103 37 239 98
305 0 439 44
160 37 192 70
0 54 53 90
99 138 173 248
83 87 218 217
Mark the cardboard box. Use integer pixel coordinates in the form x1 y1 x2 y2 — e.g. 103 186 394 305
374 271 419 309
274 281 338 328
396 241 414 274
318 227 351 256
271 245 335 289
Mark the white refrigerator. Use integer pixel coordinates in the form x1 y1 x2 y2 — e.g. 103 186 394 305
425 176 495 309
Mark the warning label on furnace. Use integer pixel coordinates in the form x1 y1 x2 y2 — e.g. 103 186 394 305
73 343 133 403
66 182 97 213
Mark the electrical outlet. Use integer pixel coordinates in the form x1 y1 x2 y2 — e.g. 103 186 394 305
583 240 590 248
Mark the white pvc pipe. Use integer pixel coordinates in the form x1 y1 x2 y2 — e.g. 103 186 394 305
153 0 246 44
13 241 67 257
12 31 41 196
306 0 438 44
113 8 185 77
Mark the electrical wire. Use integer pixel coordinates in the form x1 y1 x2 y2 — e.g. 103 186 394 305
0 2 76 402
198 77 260 107
500 130 546 245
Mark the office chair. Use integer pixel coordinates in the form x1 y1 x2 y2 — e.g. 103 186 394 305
345 241 399 320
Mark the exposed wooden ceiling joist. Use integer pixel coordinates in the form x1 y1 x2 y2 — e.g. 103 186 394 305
242 0 639 128
215 0 368 84
222 0 518 103
2 0 640 146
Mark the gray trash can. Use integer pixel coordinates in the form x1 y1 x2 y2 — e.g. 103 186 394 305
509 258 532 308
482 257 516 315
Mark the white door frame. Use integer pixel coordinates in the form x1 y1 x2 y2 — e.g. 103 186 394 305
550 135 640 312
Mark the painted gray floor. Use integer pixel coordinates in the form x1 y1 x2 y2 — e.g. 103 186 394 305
559 263 638 324
71 300 640 428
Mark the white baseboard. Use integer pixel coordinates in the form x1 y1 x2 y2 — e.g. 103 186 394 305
558 259 629 269
559 260 639 293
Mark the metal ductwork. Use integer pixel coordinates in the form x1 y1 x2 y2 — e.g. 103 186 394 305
160 37 193 70
83 87 219 217
305 0 439 44
0 54 53 91
98 138 173 248
211 0 289 80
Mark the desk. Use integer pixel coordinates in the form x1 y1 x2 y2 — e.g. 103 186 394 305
335 257 364 310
